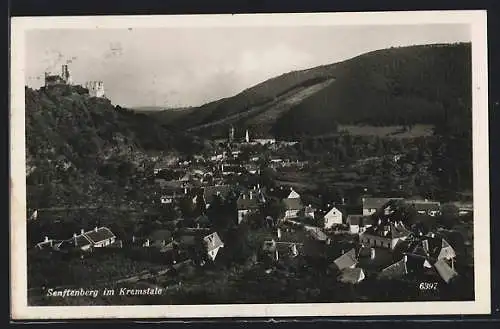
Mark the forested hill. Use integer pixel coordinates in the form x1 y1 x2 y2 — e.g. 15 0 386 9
160 43 471 139
25 84 202 209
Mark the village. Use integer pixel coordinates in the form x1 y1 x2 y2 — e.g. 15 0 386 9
26 123 474 305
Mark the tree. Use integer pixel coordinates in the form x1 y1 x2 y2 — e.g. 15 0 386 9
263 198 286 223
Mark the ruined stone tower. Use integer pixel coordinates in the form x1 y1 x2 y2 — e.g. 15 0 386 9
84 81 106 98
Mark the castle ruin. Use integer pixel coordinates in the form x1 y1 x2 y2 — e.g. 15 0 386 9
44 64 72 87
43 64 106 98
84 81 106 98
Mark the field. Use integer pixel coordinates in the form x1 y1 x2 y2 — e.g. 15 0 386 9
338 124 435 138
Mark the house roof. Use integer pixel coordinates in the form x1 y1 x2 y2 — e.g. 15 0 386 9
325 207 342 218
287 189 301 199
306 226 328 241
378 257 407 279
390 222 412 239
405 200 441 212
333 248 357 270
179 173 191 181
363 197 404 210
338 267 365 284
434 259 458 283
283 198 303 211
203 232 224 252
305 205 316 213
84 227 116 244
438 238 456 260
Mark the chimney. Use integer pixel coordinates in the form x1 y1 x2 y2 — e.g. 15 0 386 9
80 229 85 235
73 233 78 246
430 232 435 238
277 227 282 239
184 187 188 195
326 238 331 245
144 239 150 247
249 191 253 199
257 183 260 189
132 235 136 243
242 194 246 200
370 248 376 260
403 254 408 263
44 236 49 243
94 227 98 232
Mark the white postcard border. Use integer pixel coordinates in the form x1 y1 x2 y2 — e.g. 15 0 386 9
10 10 490 319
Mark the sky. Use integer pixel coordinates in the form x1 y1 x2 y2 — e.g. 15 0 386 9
25 24 470 108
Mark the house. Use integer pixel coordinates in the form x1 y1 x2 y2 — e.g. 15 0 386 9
221 163 241 176
362 197 404 216
59 227 117 252
262 239 302 262
254 138 276 145
283 198 303 219
405 199 441 216
243 163 260 175
236 193 260 224
196 185 233 209
305 226 329 241
179 173 191 182
408 233 457 264
333 248 358 271
28 209 38 221
286 188 301 199
203 232 224 261
269 158 284 168
346 215 374 234
304 204 316 219
323 207 343 229
434 259 458 283
378 255 409 280
359 221 411 250
35 236 60 250
338 268 365 284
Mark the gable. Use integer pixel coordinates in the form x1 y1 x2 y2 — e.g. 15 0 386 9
287 189 301 199
325 207 342 218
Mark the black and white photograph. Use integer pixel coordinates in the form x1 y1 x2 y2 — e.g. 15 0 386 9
10 11 490 319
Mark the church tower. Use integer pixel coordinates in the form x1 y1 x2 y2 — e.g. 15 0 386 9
229 125 235 142
245 129 250 143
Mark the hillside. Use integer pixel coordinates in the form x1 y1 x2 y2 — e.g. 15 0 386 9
160 43 471 139
137 106 198 126
25 84 202 209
